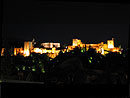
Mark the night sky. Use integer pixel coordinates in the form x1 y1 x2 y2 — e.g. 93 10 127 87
3 0 129 48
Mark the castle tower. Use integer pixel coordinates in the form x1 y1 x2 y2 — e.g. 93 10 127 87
107 38 114 48
72 39 78 46
72 39 81 46
24 42 33 56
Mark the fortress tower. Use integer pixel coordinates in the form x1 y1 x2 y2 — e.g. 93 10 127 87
72 39 82 46
107 38 114 48
24 42 33 56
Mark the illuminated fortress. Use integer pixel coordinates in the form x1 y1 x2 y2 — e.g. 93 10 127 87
66 38 121 55
1 38 121 58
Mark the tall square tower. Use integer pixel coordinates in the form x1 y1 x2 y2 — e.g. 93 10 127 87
24 42 32 56
107 38 114 48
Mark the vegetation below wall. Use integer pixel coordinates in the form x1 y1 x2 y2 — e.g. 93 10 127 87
0 47 128 84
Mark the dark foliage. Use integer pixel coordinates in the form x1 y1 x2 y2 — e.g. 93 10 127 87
1 47 128 84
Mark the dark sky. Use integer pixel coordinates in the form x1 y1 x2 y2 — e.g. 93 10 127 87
2 0 129 48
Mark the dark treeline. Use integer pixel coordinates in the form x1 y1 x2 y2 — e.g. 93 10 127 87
0 47 128 85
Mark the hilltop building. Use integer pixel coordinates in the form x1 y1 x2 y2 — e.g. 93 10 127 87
41 42 60 48
65 38 121 55
1 38 121 58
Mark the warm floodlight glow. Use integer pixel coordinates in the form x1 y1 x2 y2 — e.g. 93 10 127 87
24 49 30 56
100 48 104 55
107 38 114 48
52 47 56 53
42 49 47 53
34 48 42 53
11 38 121 58
108 45 114 48
72 39 78 46
41 43 60 48
41 68 45 73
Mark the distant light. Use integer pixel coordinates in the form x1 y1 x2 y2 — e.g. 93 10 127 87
32 60 35 62
32 68 36 71
28 67 31 69
34 48 42 53
89 60 92 63
81 50 84 53
90 57 92 60
23 66 25 70
41 68 45 73
16 67 20 71
39 61 42 64
72 52 74 54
